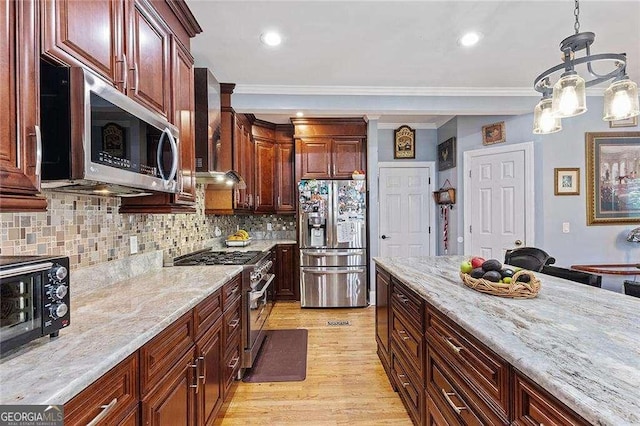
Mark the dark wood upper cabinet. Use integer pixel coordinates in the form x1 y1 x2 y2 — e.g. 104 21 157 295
127 0 171 118
0 0 47 212
292 118 367 181
275 125 295 214
41 0 125 89
233 113 253 212
253 120 276 213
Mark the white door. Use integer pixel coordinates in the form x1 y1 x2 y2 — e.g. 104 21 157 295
379 165 434 257
464 142 534 260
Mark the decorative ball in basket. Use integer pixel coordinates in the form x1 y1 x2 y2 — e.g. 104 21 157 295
459 257 541 299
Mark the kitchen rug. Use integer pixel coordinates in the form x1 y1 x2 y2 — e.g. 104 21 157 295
242 329 308 383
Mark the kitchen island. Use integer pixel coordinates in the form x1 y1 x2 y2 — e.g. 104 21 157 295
374 255 640 425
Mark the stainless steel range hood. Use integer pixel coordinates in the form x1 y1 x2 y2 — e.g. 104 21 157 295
194 69 244 188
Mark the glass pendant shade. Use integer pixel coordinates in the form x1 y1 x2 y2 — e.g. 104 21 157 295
551 73 587 118
603 79 640 121
533 98 562 134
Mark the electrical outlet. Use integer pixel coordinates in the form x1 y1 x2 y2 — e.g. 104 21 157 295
266 223 273 231
562 222 570 233
130 236 138 254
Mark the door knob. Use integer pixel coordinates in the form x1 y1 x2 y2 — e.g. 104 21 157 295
514 239 523 246
381 235 389 239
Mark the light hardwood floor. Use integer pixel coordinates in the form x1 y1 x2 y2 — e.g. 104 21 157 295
215 301 412 425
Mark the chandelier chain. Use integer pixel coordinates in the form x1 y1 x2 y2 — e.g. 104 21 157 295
574 0 580 34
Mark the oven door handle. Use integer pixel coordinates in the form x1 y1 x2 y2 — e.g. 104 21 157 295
302 267 366 274
0 262 53 279
250 274 275 301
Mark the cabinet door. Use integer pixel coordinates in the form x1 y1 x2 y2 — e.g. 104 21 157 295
141 347 196 426
172 39 196 204
196 318 223 426
41 0 125 89
332 139 364 178
297 138 331 179
254 139 276 212
0 0 46 212
375 267 391 371
243 120 254 209
127 0 171 117
275 142 295 213
276 244 298 300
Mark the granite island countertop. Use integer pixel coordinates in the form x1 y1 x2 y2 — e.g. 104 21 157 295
0 264 242 405
374 255 640 426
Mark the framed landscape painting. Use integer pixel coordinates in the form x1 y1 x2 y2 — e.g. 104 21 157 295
586 131 640 225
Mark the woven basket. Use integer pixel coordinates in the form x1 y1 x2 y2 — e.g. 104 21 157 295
459 269 541 299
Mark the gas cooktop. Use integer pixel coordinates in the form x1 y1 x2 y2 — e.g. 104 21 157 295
173 250 264 266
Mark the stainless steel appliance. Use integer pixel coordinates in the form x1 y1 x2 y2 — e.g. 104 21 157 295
173 249 274 369
298 179 368 307
39 62 179 196
0 256 70 356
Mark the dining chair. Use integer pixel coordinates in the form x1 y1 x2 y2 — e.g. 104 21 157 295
504 247 556 272
541 265 602 288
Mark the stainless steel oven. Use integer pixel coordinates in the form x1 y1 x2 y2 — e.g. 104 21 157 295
0 256 70 356
173 249 275 370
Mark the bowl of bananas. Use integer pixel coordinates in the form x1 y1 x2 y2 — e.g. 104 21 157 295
225 229 252 247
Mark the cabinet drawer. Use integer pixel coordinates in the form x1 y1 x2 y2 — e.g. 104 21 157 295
514 372 588 426
391 348 423 426
391 307 424 379
427 307 510 419
223 297 242 349
427 350 490 426
426 394 452 426
223 343 242 396
64 353 139 426
194 289 222 339
391 278 423 329
222 274 242 311
140 311 194 396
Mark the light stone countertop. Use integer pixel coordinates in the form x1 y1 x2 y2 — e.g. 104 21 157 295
212 239 297 252
0 264 242 405
374 255 640 426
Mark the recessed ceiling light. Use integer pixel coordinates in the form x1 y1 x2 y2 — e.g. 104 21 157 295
459 32 481 47
260 31 282 47
296 111 304 117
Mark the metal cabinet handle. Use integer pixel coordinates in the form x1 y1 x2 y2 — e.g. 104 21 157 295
197 355 205 381
397 374 410 388
33 125 42 178
277 196 281 207
189 362 199 393
129 61 139 93
229 356 240 369
256 195 260 206
86 398 118 426
443 336 463 354
398 330 411 341
229 318 240 328
441 389 467 415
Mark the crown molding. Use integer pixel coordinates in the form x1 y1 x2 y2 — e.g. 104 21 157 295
377 123 438 130
232 84 607 97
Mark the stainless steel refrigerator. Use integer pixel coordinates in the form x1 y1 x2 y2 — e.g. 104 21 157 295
298 179 368 307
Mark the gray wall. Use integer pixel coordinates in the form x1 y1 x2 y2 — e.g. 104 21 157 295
436 118 458 255
434 97 640 292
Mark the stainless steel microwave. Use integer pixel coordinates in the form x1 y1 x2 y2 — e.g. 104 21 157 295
39 62 179 196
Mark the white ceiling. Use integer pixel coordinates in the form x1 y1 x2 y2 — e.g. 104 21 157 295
187 0 640 126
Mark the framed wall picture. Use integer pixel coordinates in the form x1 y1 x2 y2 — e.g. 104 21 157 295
609 116 639 128
586 131 640 225
394 125 416 159
554 168 580 195
482 121 506 145
437 137 456 171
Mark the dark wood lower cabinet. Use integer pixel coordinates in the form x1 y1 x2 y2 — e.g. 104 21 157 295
196 318 223 426
141 347 196 426
375 265 589 426
275 244 298 301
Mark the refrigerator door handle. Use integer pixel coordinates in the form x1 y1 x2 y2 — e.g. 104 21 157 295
301 267 366 274
303 250 364 256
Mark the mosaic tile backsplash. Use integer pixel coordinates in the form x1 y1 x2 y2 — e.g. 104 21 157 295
0 185 296 269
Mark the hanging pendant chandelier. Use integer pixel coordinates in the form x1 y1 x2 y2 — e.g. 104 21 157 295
532 0 639 134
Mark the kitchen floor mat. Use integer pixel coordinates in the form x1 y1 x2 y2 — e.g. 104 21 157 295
242 329 308 383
